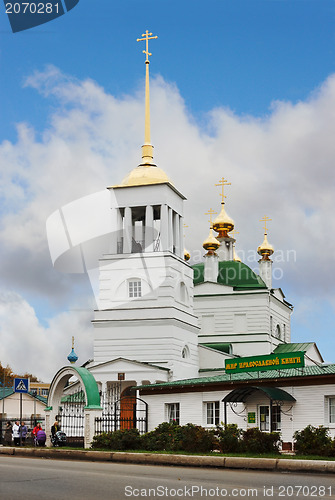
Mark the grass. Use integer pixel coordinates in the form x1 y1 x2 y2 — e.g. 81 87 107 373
87 448 335 460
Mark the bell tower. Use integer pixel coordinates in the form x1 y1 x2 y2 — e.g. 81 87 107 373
92 31 199 380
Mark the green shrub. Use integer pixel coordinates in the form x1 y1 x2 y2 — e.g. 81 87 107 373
141 421 183 451
215 424 243 453
241 427 280 454
91 428 142 450
179 423 216 453
293 425 334 456
242 427 281 454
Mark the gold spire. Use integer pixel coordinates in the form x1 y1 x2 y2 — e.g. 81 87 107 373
114 30 172 188
183 224 190 261
213 177 234 237
231 229 242 262
203 208 220 255
257 216 274 260
137 30 157 165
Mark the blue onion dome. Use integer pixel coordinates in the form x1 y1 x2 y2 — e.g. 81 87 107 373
67 336 78 364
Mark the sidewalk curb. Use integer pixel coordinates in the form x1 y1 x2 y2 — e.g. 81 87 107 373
1 447 335 474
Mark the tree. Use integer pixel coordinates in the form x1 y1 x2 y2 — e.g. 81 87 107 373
0 361 39 387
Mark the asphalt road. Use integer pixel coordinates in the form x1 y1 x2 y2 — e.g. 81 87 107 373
0 456 335 500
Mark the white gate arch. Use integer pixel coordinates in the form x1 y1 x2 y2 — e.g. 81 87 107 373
45 366 102 448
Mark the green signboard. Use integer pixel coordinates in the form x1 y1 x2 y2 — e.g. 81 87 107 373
225 351 305 374
248 412 256 424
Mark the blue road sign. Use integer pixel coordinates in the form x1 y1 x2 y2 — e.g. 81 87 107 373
14 378 29 393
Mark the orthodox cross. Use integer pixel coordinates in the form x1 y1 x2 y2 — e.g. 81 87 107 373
230 229 239 238
205 208 217 227
215 177 231 202
260 215 272 234
137 30 158 63
183 223 188 238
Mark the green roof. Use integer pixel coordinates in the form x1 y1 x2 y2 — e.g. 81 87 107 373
192 261 267 289
200 343 232 354
0 388 47 404
274 343 315 354
138 364 335 391
223 386 296 403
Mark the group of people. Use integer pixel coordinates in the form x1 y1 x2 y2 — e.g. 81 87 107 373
3 421 47 446
3 421 28 446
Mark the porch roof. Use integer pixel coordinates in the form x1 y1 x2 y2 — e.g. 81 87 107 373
222 386 296 403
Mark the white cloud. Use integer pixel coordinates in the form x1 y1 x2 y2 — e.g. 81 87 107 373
0 66 335 379
0 292 93 381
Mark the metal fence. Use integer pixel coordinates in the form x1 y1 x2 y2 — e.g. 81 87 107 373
57 388 85 447
0 417 45 446
95 396 148 436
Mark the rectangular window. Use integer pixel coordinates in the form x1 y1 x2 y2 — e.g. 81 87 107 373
166 403 180 424
206 401 220 425
259 406 269 431
128 280 142 298
271 405 281 432
259 405 281 431
329 398 335 424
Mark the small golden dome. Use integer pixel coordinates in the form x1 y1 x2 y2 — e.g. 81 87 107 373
233 246 242 262
184 249 191 261
213 204 234 238
120 164 171 187
203 228 220 254
257 233 274 260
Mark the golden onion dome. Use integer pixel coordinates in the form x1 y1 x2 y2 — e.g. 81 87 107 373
233 245 242 262
257 233 274 260
184 249 191 261
213 204 234 238
203 228 220 254
119 164 171 187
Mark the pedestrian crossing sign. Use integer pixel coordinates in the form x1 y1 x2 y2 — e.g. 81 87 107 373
14 378 29 393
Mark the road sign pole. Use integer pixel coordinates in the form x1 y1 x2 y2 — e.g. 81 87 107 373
20 393 22 446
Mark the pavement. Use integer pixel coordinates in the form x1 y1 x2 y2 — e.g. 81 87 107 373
1 446 335 473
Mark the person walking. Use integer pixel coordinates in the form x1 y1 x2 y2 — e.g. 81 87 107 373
3 421 12 446
12 421 20 446
19 421 28 445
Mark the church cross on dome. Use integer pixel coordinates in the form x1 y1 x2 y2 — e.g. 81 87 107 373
205 208 217 227
136 30 158 163
260 215 272 235
137 30 158 63
215 177 231 204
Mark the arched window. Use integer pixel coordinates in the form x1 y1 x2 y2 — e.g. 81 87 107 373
179 282 188 304
275 324 281 339
181 345 190 359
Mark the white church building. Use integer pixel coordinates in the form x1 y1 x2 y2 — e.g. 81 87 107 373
46 32 335 449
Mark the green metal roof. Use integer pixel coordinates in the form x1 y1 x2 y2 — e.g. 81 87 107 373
192 261 267 289
223 386 296 403
274 343 315 354
138 364 335 390
72 367 101 409
200 343 232 354
0 388 47 404
0 388 14 400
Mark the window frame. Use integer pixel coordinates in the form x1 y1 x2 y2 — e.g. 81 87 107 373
329 397 335 424
128 279 142 298
166 403 180 424
205 401 220 426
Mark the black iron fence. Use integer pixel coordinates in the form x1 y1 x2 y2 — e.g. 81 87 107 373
57 388 85 448
95 397 148 436
0 417 45 446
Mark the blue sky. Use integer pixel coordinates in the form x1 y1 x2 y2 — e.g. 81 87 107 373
0 0 334 379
